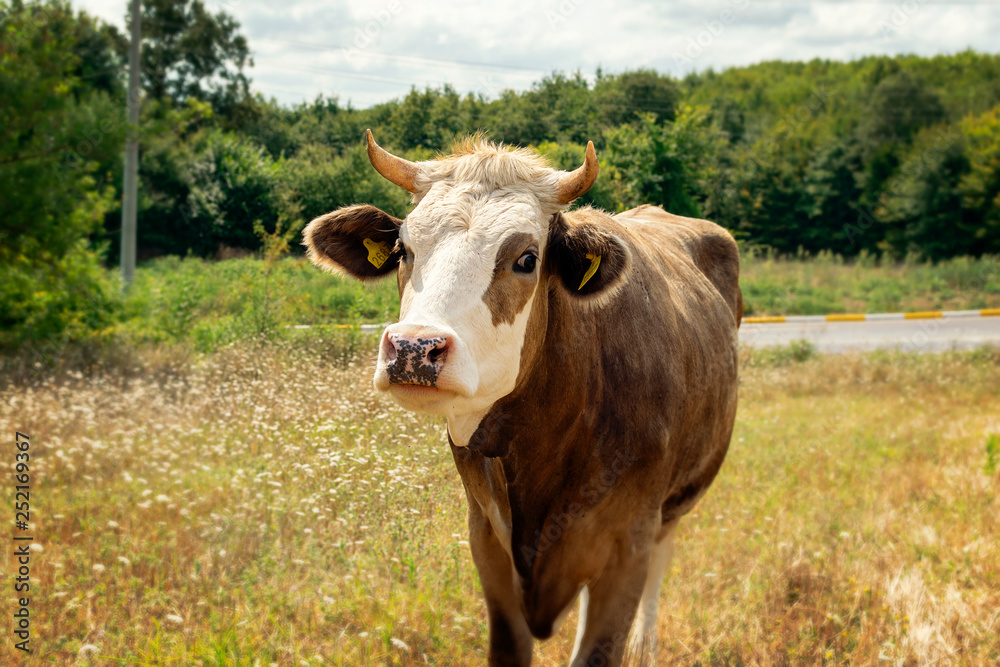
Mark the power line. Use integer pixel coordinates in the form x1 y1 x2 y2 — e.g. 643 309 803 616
141 17 542 76
260 62 464 89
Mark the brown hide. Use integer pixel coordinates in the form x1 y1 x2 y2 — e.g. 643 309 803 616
455 204 741 638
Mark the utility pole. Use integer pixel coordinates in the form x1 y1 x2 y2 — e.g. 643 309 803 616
120 0 141 287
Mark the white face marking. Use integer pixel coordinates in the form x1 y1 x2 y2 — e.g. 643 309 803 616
373 182 549 436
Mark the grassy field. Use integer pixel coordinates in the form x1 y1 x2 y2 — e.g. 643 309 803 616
103 251 1000 353
2 336 998 665
739 251 1000 316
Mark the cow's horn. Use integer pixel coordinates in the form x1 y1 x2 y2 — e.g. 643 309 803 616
556 140 599 204
366 129 418 193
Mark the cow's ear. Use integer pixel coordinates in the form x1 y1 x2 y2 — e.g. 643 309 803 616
303 205 403 280
546 211 631 301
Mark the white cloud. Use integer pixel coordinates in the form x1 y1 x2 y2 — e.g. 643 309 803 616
71 0 1000 108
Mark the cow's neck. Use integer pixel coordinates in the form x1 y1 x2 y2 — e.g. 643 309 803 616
447 409 489 448
465 283 603 579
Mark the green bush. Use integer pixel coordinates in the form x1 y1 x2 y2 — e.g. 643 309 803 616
181 130 300 254
278 142 412 222
0 237 122 350
0 1 125 350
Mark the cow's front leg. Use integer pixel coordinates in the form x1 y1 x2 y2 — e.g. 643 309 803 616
468 498 534 666
624 519 679 666
568 522 657 667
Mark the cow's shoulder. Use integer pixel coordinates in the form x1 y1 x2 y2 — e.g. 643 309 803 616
614 205 741 326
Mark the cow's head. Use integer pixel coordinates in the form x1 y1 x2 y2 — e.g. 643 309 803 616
304 131 631 442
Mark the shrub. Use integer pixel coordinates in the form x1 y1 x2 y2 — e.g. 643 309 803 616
0 1 125 350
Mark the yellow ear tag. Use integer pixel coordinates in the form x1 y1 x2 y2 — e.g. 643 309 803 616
578 253 601 290
363 238 391 269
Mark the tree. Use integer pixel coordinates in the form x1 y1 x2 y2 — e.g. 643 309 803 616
534 141 622 213
604 107 723 218
0 1 122 348
279 142 411 224
959 105 1000 255
489 72 597 146
388 86 468 150
134 0 253 123
68 5 127 97
798 142 866 254
127 0 258 258
859 70 945 149
594 69 680 128
877 124 971 259
130 98 210 257
176 130 300 256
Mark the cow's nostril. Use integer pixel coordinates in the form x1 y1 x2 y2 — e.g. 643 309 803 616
383 334 398 362
427 345 446 365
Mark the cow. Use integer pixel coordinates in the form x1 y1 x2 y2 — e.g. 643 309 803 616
303 131 742 666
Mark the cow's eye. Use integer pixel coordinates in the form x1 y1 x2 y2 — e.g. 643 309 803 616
398 242 408 261
514 252 537 273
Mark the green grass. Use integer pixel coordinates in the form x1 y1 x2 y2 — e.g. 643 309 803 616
117 255 400 351
739 250 1000 316
102 251 1000 355
2 339 998 665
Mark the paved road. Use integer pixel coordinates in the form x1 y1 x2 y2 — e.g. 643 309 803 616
739 317 1000 353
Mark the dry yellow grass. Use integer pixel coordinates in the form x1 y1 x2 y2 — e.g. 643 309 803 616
1 338 998 666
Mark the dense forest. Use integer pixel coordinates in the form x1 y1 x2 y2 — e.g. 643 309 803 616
3 0 1000 347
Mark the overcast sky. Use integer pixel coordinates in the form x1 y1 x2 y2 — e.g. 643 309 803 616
74 0 1000 108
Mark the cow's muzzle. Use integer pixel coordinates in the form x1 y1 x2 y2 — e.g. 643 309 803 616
382 331 450 387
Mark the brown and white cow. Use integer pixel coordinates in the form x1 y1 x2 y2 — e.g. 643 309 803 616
304 131 742 666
